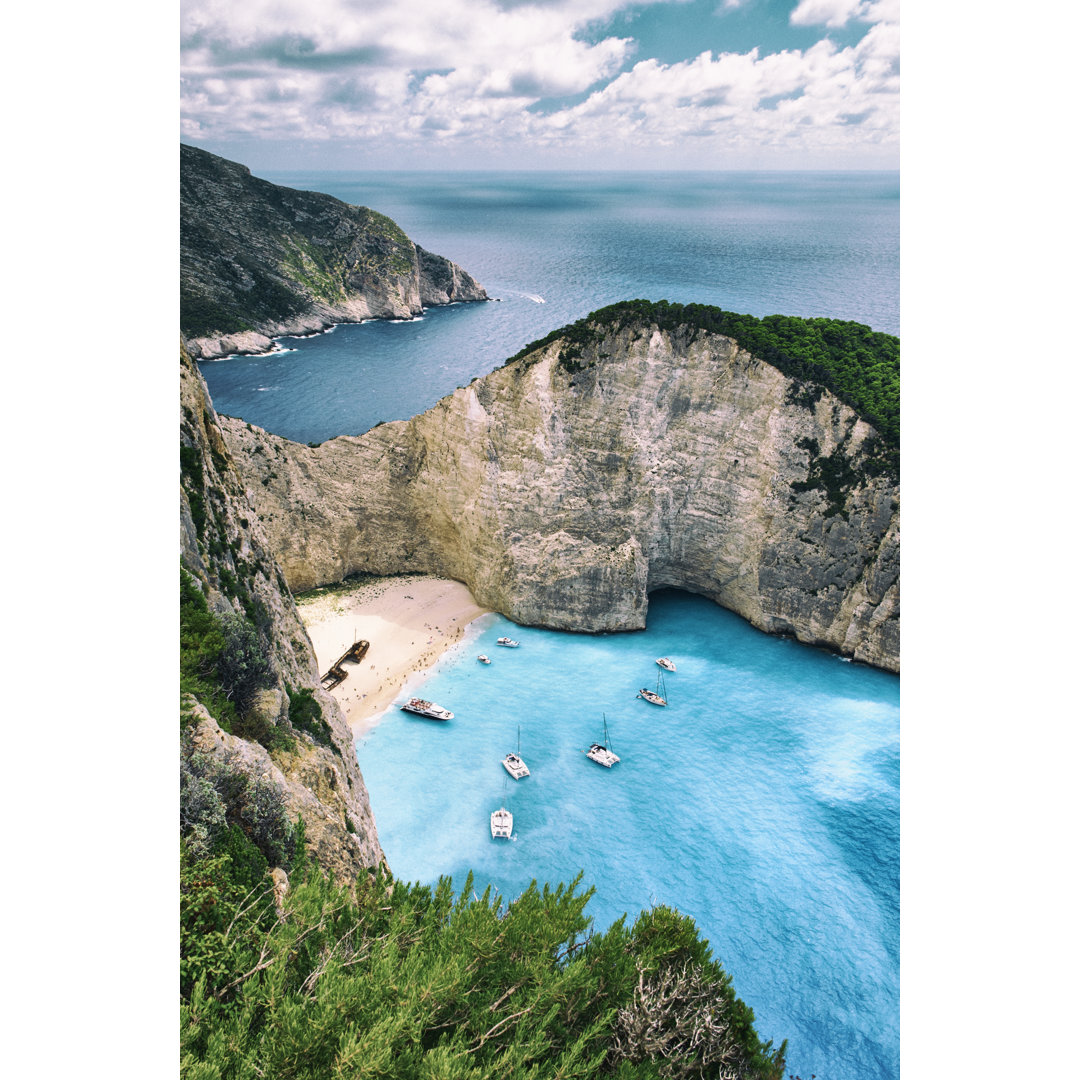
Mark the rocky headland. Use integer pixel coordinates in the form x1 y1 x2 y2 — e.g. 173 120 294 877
180 144 487 360
219 302 900 672
181 342 384 882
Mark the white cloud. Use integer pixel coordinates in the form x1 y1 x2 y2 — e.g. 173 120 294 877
538 30 898 161
180 0 899 166
790 0 898 29
181 0 638 142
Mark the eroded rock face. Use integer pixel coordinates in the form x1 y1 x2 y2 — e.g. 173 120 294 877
220 319 900 671
180 144 487 360
181 343 384 878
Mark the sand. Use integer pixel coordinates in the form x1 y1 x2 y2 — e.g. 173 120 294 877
296 575 491 736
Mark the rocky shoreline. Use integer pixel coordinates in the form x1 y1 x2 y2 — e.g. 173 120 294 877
181 144 488 360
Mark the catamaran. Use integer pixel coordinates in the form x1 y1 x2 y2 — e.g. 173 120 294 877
586 715 620 768
490 807 513 838
502 725 530 780
491 778 513 837
400 697 454 720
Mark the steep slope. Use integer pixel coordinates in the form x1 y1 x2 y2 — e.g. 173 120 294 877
180 144 487 359
219 304 900 671
181 342 384 881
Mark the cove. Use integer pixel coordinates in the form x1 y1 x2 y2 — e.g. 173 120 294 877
358 589 900 1080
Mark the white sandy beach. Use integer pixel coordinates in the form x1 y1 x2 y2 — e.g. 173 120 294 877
296 575 491 736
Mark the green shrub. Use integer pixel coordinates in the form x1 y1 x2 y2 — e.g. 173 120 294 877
180 858 786 1080
216 611 273 713
287 685 333 746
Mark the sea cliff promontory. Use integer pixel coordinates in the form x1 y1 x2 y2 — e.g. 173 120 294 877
180 144 487 360
220 301 900 671
180 342 384 882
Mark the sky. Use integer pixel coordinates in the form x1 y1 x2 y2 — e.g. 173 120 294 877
180 0 899 170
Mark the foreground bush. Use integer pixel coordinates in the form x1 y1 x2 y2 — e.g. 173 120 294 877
180 846 786 1080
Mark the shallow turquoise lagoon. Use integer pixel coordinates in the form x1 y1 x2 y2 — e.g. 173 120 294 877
358 589 899 1080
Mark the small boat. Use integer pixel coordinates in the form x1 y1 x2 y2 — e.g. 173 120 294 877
502 725 530 780
400 697 454 720
477 654 491 664
490 807 513 838
656 657 677 672
496 637 520 648
586 715 620 768
638 670 668 707
491 777 513 838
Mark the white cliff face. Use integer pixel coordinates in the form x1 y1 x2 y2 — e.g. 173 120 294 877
220 319 899 672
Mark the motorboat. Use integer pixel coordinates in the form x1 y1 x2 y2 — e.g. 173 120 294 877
477 654 491 664
656 657 677 672
490 807 513 838
496 637 520 647
502 726 530 779
400 697 454 720
586 715 620 768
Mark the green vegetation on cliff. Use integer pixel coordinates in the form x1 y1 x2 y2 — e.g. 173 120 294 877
506 300 899 473
180 567 289 751
181 845 786 1080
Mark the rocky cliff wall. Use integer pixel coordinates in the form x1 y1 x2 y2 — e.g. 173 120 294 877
218 315 899 671
180 145 487 360
181 343 384 880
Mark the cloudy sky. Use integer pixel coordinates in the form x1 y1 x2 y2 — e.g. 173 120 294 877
180 0 898 170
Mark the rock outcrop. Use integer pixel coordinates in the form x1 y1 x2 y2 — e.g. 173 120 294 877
181 342 384 880
218 312 900 672
181 144 487 360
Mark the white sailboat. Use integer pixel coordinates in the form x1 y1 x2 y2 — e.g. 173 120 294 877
637 669 668 707
491 778 513 838
490 808 513 838
502 725 530 780
586 715 620 768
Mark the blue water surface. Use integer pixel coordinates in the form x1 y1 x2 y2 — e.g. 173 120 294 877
198 171 898 445
359 590 899 1080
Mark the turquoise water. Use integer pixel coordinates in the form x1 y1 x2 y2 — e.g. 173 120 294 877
198 171 898 445
359 590 899 1080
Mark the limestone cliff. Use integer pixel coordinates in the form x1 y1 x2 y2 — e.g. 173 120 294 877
180 144 487 360
218 310 900 672
181 342 384 880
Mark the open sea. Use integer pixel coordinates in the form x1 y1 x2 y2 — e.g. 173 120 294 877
198 171 898 446
197 173 900 1080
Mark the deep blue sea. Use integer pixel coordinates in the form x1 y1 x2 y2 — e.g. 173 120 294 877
199 173 900 1079
198 171 898 445
360 591 899 1080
